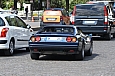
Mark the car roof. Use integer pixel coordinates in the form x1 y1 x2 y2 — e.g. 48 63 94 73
76 3 105 7
0 13 16 17
76 3 98 6
43 25 74 27
87 1 114 5
46 8 64 11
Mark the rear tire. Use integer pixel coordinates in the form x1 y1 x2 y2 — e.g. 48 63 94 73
75 44 85 60
4 40 14 56
26 47 30 52
86 43 93 56
30 52 40 60
105 32 111 40
113 33 115 38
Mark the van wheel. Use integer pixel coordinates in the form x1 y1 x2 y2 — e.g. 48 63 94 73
105 33 111 40
4 40 14 56
113 33 115 38
26 47 30 52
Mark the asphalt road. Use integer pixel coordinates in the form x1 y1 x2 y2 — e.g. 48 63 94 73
0 38 115 76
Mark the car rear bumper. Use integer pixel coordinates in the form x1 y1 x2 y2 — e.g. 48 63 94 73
0 40 9 49
40 21 64 26
0 40 7 44
29 43 80 55
0 44 8 49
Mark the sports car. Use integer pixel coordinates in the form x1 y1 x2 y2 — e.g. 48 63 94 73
29 25 93 60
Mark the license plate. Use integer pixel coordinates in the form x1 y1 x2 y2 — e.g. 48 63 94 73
47 18 56 21
83 21 96 24
47 37 62 41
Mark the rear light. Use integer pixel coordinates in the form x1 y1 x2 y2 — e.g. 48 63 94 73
30 36 41 42
71 6 76 25
0 28 9 37
66 37 72 42
104 6 108 25
36 36 41 42
71 37 77 42
60 16 63 21
104 27 107 30
71 16 75 25
31 37 36 42
66 37 77 42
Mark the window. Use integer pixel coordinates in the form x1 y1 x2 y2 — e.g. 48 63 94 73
0 17 5 26
76 5 104 16
39 27 74 34
5 16 17 26
15 16 27 28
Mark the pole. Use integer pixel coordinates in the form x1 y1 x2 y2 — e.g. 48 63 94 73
14 0 17 10
38 0 40 21
0 0 1 8
66 0 69 12
47 0 50 9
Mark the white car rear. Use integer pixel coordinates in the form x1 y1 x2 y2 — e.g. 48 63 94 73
0 14 33 55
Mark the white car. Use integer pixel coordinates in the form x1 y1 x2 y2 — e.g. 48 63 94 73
0 13 33 55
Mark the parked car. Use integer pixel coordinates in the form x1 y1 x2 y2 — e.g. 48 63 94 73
0 13 33 55
40 8 71 27
70 3 115 40
29 25 93 60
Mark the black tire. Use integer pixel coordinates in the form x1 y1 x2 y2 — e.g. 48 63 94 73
105 33 111 40
30 52 40 60
75 44 85 60
26 47 30 52
86 43 93 56
4 40 14 56
113 33 115 38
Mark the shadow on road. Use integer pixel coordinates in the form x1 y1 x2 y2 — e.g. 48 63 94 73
38 53 99 61
93 37 115 41
0 49 30 57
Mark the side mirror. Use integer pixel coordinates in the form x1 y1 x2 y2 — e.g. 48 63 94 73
27 24 31 29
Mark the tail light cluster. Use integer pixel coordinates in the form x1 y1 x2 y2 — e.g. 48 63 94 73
104 6 108 25
71 6 76 25
0 28 9 37
30 36 41 42
60 16 63 21
66 37 77 42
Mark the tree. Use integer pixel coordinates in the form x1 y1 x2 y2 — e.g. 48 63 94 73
69 0 89 11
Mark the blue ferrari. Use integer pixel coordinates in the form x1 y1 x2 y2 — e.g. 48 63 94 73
29 25 93 60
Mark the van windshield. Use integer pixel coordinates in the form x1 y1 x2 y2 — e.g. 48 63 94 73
76 5 104 16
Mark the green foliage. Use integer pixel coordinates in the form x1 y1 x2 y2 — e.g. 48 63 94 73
69 0 89 11
1 0 89 11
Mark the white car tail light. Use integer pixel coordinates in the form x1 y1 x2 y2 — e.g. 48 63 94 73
0 28 9 37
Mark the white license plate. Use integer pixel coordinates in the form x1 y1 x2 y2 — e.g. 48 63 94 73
47 18 56 21
84 21 96 24
47 37 62 41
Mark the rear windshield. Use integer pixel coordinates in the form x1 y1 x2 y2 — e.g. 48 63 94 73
38 27 74 34
43 11 62 16
76 5 104 16
0 17 5 26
